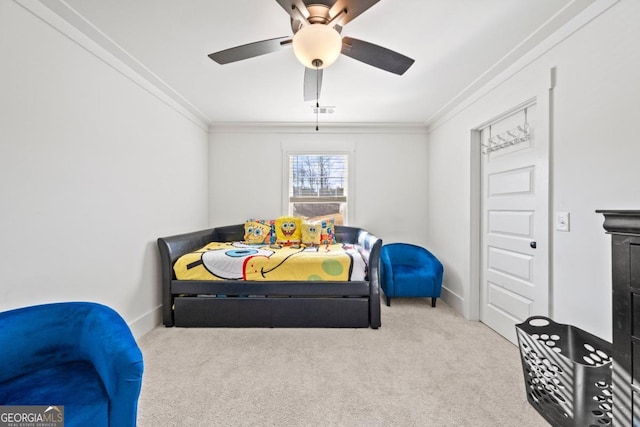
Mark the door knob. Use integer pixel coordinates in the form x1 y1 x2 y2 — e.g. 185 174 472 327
530 241 537 249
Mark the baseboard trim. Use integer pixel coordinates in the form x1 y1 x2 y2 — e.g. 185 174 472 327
441 286 466 318
129 305 162 340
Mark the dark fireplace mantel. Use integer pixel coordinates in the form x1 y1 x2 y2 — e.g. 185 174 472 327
597 210 640 234
598 209 640 426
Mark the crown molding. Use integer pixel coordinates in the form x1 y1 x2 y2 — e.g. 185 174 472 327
13 0 210 131
209 121 428 135
426 0 619 132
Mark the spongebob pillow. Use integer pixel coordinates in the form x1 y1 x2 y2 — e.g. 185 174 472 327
319 217 337 244
244 220 273 244
275 216 302 245
301 221 322 246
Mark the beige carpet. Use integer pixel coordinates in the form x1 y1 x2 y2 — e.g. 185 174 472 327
136 299 547 427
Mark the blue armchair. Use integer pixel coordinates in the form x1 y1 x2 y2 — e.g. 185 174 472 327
0 302 144 427
380 243 444 307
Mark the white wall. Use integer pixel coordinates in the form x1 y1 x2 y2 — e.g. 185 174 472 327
0 1 209 337
208 126 429 246
427 0 640 341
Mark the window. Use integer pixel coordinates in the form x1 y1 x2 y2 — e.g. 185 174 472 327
287 153 348 225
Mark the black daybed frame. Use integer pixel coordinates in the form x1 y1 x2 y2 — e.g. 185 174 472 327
158 224 382 328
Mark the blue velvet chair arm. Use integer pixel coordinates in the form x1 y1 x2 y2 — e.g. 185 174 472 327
380 248 395 296
426 252 444 293
0 302 143 427
80 305 144 427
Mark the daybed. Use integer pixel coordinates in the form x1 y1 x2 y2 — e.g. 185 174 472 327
158 223 382 328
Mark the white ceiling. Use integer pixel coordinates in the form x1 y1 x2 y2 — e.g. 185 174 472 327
46 0 597 126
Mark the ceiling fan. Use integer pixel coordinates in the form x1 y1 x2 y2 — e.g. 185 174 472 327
208 0 415 102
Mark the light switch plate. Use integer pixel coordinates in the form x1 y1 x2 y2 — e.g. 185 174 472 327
556 212 570 232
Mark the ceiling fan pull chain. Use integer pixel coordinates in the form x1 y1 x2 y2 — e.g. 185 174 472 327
316 64 320 131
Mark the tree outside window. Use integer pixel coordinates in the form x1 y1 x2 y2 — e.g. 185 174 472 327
288 154 348 225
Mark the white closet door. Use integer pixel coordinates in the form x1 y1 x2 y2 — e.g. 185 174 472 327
480 102 550 344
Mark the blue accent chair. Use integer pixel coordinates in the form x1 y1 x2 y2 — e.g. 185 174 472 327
380 243 444 307
0 302 144 427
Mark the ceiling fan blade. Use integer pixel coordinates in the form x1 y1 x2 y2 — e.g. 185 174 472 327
341 37 414 75
303 67 323 101
208 36 291 64
330 0 380 26
274 0 310 23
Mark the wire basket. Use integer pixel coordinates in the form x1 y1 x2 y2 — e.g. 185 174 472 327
515 316 612 427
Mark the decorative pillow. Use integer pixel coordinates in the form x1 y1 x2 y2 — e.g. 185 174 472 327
275 216 302 245
301 221 322 246
319 217 337 244
244 220 273 244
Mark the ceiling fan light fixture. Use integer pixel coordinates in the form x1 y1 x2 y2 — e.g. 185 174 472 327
292 24 342 69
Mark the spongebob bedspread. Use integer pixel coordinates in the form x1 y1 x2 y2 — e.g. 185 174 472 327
173 242 367 282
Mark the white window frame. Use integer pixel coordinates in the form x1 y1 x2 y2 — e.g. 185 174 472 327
282 147 354 225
